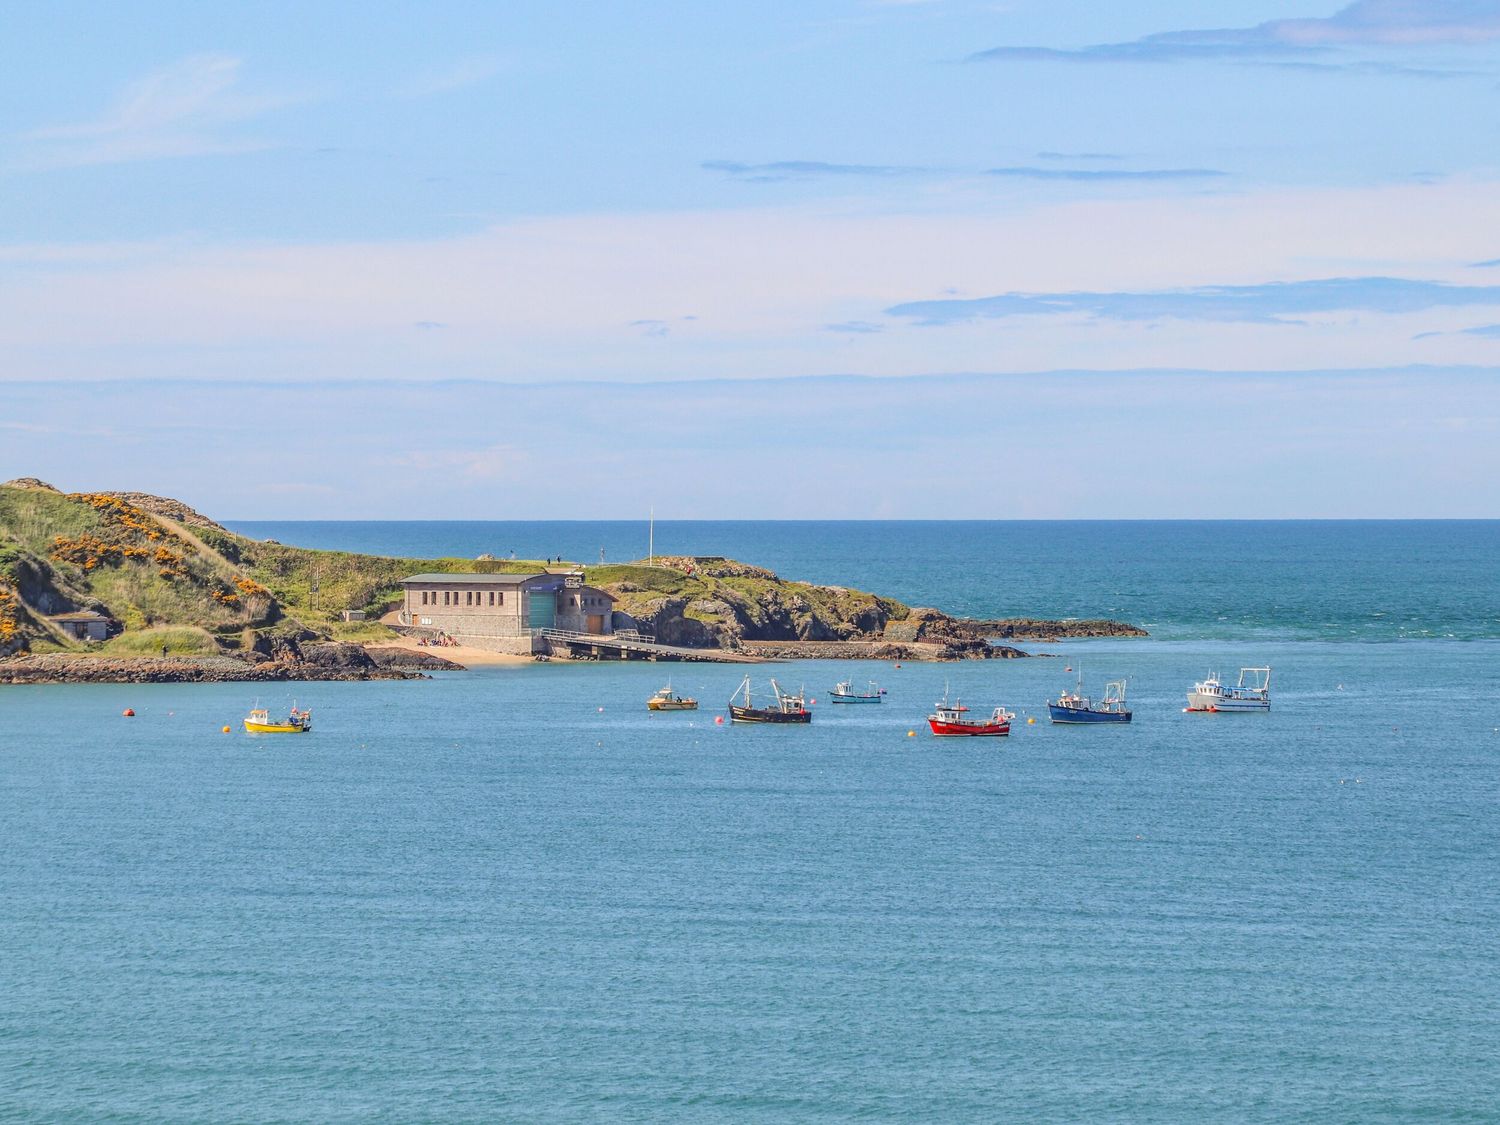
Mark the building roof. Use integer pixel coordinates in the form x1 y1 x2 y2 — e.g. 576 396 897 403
402 572 544 586
50 610 111 622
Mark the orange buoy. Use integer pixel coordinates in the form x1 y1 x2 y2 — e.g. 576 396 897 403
123 708 135 717
907 730 915 737
715 715 724 725
1027 717 1035 724
222 725 231 733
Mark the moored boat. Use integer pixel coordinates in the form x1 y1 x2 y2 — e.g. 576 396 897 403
1186 667 1271 712
647 683 698 711
728 676 811 724
829 678 884 704
1049 675 1132 724
244 705 312 734
927 687 1013 737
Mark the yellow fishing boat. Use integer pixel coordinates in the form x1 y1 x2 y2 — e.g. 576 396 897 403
244 706 312 734
646 684 698 711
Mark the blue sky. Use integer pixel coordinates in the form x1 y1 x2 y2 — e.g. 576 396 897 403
3 1 1500 517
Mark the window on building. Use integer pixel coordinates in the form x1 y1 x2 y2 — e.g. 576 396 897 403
500 592 505 605
488 591 495 606
444 590 450 606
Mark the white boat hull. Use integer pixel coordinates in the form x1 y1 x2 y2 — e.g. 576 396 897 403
1186 689 1269 712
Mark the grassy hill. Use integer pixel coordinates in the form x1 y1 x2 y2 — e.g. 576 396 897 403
1 482 910 657
0 482 547 655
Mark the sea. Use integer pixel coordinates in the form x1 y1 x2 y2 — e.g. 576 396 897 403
3 520 1499 1122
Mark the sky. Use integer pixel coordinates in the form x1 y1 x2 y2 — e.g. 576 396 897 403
2 0 1500 518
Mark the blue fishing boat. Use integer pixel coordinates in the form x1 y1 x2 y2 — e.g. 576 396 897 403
1048 675 1132 724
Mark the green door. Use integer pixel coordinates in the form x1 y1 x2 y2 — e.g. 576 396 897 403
528 591 556 630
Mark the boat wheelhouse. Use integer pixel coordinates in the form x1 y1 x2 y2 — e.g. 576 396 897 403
1186 667 1271 712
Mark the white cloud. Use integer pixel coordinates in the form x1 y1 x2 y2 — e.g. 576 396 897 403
395 56 506 99
14 54 305 170
7 178 1500 382
390 445 530 481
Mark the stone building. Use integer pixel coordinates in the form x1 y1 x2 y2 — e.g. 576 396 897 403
50 610 112 642
398 571 615 654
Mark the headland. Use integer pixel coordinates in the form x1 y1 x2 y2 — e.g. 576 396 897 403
0 479 1146 684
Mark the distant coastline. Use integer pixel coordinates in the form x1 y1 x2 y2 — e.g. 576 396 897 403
1 480 1146 684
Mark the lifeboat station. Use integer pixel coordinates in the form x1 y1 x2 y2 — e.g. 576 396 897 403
398 570 618 656
396 569 758 662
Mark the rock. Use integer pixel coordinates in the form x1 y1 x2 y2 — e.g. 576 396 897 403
2 478 60 492
95 491 227 531
365 647 465 671
0 653 424 684
248 625 321 662
298 641 376 671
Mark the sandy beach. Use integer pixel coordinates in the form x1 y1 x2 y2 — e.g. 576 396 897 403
370 635 534 666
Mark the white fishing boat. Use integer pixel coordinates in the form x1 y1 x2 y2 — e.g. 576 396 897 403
1186 667 1271 712
829 678 884 703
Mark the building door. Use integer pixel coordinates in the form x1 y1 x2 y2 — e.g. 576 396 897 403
528 592 556 630
586 614 605 634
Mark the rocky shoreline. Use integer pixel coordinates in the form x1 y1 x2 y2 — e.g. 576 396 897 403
0 644 466 685
737 639 1036 661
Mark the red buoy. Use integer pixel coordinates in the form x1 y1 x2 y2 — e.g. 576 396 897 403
123 708 135 717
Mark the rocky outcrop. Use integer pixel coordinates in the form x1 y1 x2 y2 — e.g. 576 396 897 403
246 625 322 662
2 478 60 492
365 647 465 671
739 639 1035 661
95 490 227 531
0 653 424 684
935 617 1149 641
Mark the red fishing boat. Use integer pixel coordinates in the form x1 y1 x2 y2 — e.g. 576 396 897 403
927 687 1014 737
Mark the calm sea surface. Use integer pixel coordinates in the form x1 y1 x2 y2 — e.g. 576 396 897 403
4 522 1500 1121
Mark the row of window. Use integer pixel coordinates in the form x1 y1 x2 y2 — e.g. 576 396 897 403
415 589 611 610
418 589 507 607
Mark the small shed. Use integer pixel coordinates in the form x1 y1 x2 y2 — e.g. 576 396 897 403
340 610 367 622
50 610 113 642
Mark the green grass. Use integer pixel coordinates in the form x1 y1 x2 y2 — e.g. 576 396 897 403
326 620 402 643
103 626 222 656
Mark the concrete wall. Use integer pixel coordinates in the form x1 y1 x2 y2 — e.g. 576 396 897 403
554 586 615 634
403 578 615 636
404 582 526 631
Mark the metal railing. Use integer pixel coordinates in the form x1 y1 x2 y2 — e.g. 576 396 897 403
541 628 657 646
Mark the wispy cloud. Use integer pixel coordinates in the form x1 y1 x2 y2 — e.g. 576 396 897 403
1415 322 1500 340
987 165 1226 181
16 54 304 170
390 444 529 480
703 159 924 182
888 276 1500 326
824 321 884 334
629 319 671 337
968 0 1500 64
1470 257 1500 267
1036 151 1125 161
705 157 1225 184
395 56 504 99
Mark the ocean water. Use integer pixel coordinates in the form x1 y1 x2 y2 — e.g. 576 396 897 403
4 523 1500 1121
227 519 1500 641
